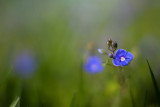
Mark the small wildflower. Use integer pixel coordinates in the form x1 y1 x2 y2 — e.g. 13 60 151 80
113 49 133 67
13 52 37 77
84 56 104 74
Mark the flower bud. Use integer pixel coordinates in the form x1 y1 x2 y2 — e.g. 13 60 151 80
108 53 113 58
97 49 107 54
107 38 112 47
112 41 118 49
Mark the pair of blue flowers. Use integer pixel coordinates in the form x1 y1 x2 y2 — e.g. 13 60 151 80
84 49 133 73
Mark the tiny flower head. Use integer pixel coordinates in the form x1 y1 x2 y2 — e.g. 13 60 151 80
84 56 104 74
113 49 133 67
13 52 37 77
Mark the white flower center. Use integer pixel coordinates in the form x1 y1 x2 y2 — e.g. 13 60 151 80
121 57 125 61
91 64 98 70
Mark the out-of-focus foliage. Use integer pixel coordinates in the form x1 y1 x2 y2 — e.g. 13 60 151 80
0 0 160 106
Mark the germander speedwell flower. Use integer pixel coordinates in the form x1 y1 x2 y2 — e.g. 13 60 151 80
84 56 104 74
113 49 133 67
13 51 37 77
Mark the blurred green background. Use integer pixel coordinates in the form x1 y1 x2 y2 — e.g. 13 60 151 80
0 0 160 107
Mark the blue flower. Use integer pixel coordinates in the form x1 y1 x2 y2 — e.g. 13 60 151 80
13 52 37 77
84 56 104 74
113 49 133 67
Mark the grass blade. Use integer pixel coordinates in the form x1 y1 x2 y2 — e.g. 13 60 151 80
146 59 160 102
70 92 76 107
10 96 20 107
144 90 148 107
130 89 136 107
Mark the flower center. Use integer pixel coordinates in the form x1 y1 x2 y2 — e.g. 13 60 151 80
91 64 98 70
121 57 125 61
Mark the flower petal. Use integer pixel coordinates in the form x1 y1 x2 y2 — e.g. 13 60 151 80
113 58 121 66
114 49 127 58
121 61 128 66
125 52 134 62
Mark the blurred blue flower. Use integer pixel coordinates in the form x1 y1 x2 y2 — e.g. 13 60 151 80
113 49 133 67
13 52 37 77
84 56 104 74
